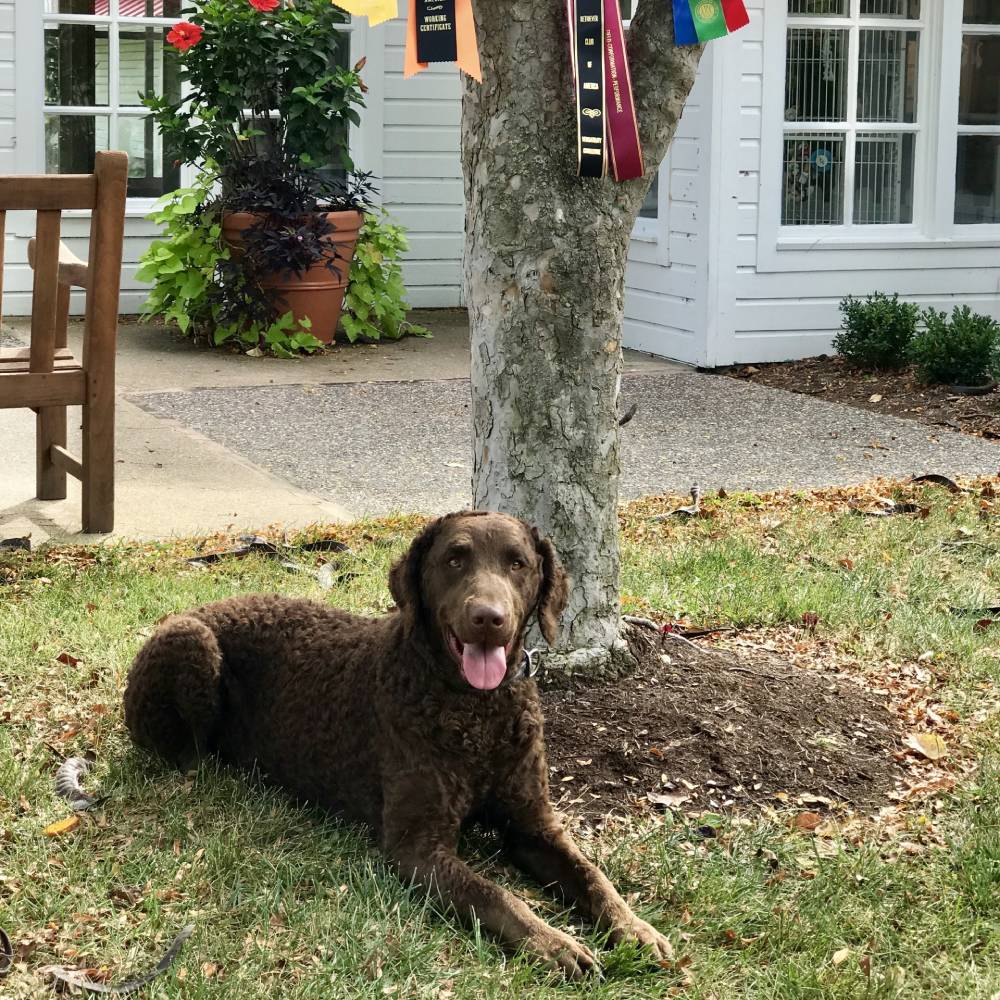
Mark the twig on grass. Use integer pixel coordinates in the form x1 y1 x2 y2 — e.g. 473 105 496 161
41 924 194 996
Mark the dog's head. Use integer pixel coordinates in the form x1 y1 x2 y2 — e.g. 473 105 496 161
389 511 569 691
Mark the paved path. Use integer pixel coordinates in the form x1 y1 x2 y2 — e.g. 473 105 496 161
134 370 1000 517
0 311 673 540
3 310 998 539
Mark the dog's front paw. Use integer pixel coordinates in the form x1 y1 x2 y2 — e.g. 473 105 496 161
611 917 674 962
527 925 600 980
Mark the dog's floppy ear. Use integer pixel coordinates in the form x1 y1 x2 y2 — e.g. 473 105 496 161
389 516 444 630
533 530 569 646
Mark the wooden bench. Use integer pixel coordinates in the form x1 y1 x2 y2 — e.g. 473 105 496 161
0 151 128 533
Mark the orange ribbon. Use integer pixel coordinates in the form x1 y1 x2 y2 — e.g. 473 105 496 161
404 0 481 81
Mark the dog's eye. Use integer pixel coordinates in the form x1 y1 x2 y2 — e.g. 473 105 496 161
510 559 524 570
448 557 463 569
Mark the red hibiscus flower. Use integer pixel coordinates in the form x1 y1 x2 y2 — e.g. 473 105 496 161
166 20 203 51
248 0 280 10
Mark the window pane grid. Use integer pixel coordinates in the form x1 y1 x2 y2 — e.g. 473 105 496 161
855 131 914 222
783 1 921 227
785 28 848 122
857 29 918 123
955 16 1000 224
42 4 180 196
784 133 846 224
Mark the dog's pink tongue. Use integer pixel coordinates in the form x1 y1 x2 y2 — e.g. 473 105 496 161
461 643 507 690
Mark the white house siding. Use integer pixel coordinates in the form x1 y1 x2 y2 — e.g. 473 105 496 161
0 3 13 171
0 5 161 316
709 0 1000 367
0 0 17 303
3 2 715 335
379 16 464 308
623 52 715 366
3 10 461 316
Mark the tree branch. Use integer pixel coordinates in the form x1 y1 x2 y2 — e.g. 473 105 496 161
619 0 705 213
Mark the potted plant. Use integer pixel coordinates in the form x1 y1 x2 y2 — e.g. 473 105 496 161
145 0 371 344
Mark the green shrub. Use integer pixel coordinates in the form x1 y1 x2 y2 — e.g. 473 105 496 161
910 306 1000 386
833 293 920 370
342 212 430 344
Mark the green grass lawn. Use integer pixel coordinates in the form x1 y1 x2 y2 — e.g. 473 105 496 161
1 483 998 999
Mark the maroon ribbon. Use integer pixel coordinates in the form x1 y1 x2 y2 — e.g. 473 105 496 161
602 0 643 181
566 0 644 182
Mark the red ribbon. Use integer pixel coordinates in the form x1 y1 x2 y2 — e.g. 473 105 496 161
566 0 643 182
602 0 642 181
721 0 750 32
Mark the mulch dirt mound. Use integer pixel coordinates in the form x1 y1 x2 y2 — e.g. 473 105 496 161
725 355 1000 441
541 631 901 825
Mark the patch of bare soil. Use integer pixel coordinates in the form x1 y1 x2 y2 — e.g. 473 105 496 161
541 630 902 825
725 355 1000 440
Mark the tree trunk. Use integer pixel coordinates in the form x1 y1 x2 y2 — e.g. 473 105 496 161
461 0 702 676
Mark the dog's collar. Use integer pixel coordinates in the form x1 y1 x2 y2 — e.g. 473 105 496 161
515 646 541 682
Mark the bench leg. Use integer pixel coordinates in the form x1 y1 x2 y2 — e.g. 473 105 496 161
82 389 114 533
36 405 68 500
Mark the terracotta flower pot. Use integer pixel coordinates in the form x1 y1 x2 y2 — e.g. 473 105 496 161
221 209 363 345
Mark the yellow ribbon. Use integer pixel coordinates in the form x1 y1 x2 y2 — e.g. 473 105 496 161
404 0 481 81
334 0 397 27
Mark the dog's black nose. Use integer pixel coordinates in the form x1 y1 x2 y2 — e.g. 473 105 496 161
470 603 507 630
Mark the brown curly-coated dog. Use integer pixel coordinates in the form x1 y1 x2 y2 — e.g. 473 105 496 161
124 511 671 977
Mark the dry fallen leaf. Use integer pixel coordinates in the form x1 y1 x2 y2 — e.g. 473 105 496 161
904 732 947 761
793 811 823 832
44 815 81 837
832 947 851 966
55 651 81 667
648 791 691 809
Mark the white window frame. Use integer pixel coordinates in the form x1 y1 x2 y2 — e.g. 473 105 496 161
944 8 1000 233
631 166 669 263
12 0 376 223
757 0 1000 272
622 5 670 263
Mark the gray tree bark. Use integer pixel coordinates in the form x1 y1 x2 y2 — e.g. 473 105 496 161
461 1 703 676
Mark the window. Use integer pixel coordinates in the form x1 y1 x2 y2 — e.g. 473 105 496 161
619 0 659 221
782 0 922 227
43 1 182 198
955 0 1000 224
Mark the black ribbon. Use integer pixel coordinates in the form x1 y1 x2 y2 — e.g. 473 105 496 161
415 0 458 64
572 0 606 178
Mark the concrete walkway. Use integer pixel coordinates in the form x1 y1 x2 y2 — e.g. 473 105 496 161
2 310 998 540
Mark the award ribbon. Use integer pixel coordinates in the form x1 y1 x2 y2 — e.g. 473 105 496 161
567 0 607 178
332 0 397 27
404 0 482 80
602 0 642 181
415 0 457 63
567 0 643 181
672 0 750 46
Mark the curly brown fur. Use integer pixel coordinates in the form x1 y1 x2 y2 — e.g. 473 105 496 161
123 511 672 978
